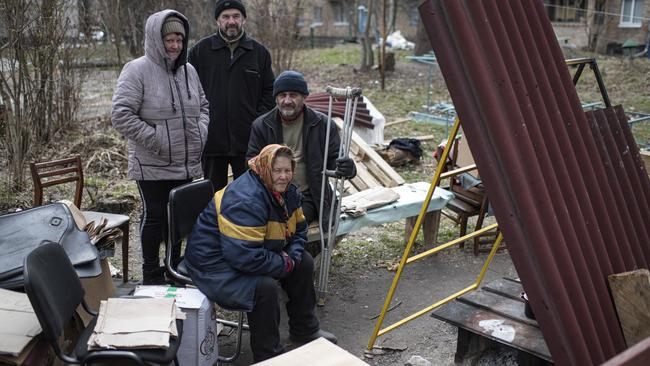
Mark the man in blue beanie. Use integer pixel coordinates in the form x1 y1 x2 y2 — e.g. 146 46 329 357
247 70 357 226
189 0 275 192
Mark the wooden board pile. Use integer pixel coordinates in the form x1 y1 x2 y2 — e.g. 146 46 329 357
332 117 405 194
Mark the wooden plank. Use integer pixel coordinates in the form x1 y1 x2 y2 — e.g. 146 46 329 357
385 117 411 127
482 278 526 302
354 163 382 189
343 180 359 195
404 210 440 245
364 158 396 187
349 143 361 157
608 269 650 347
458 289 538 327
431 299 551 362
333 117 405 187
601 336 650 366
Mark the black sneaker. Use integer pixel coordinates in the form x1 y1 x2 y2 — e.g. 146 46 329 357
289 329 337 345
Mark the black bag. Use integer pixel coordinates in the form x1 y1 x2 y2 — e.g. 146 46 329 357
0 203 100 289
388 138 424 159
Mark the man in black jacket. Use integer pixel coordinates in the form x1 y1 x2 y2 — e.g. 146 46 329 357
189 0 275 191
247 71 357 225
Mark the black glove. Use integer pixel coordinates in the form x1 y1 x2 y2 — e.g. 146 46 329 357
335 157 357 179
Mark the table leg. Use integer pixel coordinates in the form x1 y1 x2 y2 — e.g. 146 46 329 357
404 210 441 246
120 221 129 283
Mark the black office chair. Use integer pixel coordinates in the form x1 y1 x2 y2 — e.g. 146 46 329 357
24 242 182 366
164 179 245 364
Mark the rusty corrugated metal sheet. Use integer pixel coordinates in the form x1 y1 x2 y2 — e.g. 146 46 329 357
419 1 650 365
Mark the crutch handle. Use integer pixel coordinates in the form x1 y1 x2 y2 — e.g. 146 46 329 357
325 86 363 98
324 169 344 178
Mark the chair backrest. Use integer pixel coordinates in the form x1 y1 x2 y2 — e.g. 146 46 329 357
23 242 85 347
435 135 485 208
30 155 84 208
168 179 215 245
165 179 214 282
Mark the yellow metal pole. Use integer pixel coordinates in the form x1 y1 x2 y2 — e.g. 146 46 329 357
407 223 498 264
378 283 478 336
377 231 504 338
367 118 461 350
475 232 504 284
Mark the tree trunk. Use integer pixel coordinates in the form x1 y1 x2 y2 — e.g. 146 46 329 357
380 0 387 90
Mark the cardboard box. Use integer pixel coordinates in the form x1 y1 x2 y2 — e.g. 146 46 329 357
252 338 370 366
133 286 221 366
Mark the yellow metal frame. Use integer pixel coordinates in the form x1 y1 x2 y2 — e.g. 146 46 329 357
367 117 503 350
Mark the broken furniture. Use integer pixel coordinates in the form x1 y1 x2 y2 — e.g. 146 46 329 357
164 179 246 364
0 203 101 289
29 155 131 283
434 134 500 255
23 242 183 365
431 277 552 365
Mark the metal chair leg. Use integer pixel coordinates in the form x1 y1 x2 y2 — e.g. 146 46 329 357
217 311 245 363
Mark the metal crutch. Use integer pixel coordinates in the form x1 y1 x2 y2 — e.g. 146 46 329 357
317 85 363 306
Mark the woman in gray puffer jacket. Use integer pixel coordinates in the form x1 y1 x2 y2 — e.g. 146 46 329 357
111 9 209 285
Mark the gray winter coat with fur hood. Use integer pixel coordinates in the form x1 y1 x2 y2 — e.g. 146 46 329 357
111 9 209 181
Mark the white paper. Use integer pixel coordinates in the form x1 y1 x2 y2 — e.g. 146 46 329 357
133 285 207 309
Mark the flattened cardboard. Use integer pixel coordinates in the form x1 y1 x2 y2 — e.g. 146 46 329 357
252 338 369 366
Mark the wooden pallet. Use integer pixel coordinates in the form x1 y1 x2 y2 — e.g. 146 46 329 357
333 117 404 195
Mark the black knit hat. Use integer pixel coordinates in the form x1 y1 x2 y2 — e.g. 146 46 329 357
273 71 309 98
214 0 247 19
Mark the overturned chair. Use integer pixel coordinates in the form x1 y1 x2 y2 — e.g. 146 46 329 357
164 179 247 363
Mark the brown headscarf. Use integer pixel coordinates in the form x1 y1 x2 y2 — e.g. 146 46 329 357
247 144 295 193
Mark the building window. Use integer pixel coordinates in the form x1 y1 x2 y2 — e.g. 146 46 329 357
331 1 347 24
312 6 323 25
620 0 645 27
544 0 586 23
409 7 420 26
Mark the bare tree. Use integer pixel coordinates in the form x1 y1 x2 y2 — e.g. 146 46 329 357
585 0 609 52
379 0 387 90
96 0 124 65
359 0 375 71
247 0 304 74
0 0 84 190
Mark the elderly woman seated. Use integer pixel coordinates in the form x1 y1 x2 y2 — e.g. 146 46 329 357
184 144 336 362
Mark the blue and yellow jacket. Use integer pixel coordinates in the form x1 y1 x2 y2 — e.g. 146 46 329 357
185 170 307 311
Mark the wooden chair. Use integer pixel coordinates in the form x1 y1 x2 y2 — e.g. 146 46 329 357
435 136 498 255
29 155 131 282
